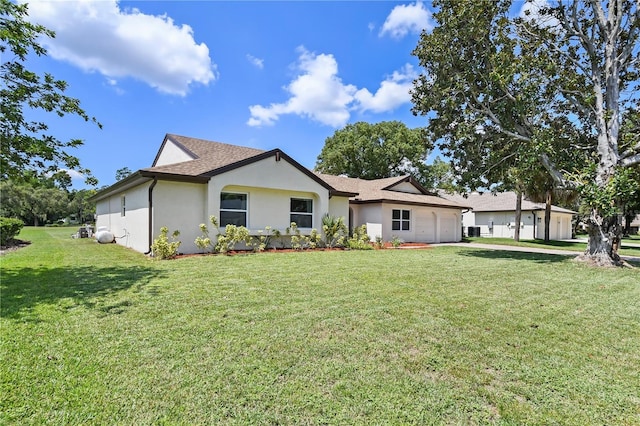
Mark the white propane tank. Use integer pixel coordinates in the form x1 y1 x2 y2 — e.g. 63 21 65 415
95 228 115 244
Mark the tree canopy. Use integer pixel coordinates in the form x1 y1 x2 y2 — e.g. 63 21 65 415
315 121 432 182
411 0 639 265
0 0 100 185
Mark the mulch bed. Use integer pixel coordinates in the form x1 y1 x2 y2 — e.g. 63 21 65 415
0 239 31 256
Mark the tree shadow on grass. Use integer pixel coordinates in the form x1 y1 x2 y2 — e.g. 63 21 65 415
0 265 166 321
457 249 572 264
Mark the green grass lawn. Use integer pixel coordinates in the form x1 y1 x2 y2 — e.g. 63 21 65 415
465 236 640 258
2 227 639 425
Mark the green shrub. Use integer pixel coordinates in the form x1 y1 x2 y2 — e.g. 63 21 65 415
151 227 181 259
321 214 347 248
391 235 403 248
346 225 372 250
215 224 251 254
287 222 320 250
0 217 24 246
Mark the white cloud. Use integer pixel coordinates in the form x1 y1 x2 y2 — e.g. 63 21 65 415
379 1 433 39
246 54 264 69
518 0 562 30
21 0 216 96
247 48 418 128
354 64 417 113
247 47 357 127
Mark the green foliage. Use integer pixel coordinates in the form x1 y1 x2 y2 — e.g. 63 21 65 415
390 235 403 248
374 235 385 249
150 227 181 259
215 224 251 254
252 226 280 252
321 214 347 248
315 121 432 183
346 224 372 250
287 222 320 250
0 0 101 184
115 167 133 182
0 179 70 226
0 217 24 245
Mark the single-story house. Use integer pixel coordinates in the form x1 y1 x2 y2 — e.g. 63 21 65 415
91 134 469 254
441 191 577 240
318 174 469 243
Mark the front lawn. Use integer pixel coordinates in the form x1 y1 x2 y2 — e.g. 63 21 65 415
2 227 639 424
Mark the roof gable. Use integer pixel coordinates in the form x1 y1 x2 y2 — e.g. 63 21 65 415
315 173 469 209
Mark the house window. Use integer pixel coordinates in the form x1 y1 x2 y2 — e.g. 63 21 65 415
220 193 247 227
392 209 410 231
290 198 313 228
121 196 126 217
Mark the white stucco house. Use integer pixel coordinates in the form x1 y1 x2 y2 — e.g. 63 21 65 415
441 192 576 240
91 134 469 254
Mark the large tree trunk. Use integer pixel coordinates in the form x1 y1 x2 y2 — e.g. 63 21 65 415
544 190 551 243
581 208 622 266
514 191 522 242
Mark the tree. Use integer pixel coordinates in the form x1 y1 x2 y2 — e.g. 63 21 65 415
115 167 133 181
411 0 639 265
315 121 432 182
68 188 97 223
0 0 100 185
0 179 69 226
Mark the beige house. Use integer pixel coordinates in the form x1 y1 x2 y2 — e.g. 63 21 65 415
319 174 469 243
92 134 468 254
442 192 576 240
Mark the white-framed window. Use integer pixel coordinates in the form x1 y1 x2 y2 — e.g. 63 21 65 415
121 195 126 217
290 198 313 228
220 192 247 227
392 209 410 231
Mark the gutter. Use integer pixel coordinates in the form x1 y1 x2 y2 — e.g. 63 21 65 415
144 178 158 255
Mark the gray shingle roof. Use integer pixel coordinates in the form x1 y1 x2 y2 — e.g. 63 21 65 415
440 191 577 214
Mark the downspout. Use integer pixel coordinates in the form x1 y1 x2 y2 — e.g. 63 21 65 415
144 178 158 254
533 211 537 240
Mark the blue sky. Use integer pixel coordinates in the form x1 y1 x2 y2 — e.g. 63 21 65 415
20 0 534 189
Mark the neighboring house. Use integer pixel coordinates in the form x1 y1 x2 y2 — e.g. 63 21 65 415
441 191 576 240
91 134 469 254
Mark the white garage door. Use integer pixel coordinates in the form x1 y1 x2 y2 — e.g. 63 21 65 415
440 216 457 242
415 210 436 242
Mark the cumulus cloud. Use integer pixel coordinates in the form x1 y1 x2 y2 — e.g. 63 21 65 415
21 0 216 96
247 47 357 127
247 48 417 127
246 54 264 69
354 64 417 113
379 1 433 39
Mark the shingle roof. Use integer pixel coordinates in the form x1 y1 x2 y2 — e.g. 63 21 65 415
440 191 577 214
143 134 266 177
316 173 470 209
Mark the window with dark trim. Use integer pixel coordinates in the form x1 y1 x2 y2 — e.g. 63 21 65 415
392 209 410 231
121 196 126 217
220 192 247 227
290 198 313 228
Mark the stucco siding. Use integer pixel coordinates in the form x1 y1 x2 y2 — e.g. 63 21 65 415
207 157 332 235
95 183 150 253
153 181 207 254
535 212 573 240
154 140 194 166
472 211 536 239
389 182 422 194
328 196 350 226
353 203 462 243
